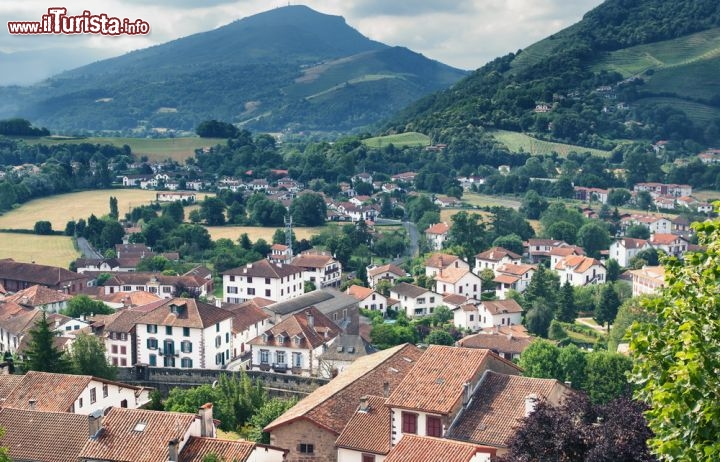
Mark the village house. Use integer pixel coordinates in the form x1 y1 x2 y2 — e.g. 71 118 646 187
425 222 450 251
346 285 395 315
477 299 524 329
433 266 482 301
268 243 294 264
391 172 417 184
74 257 122 274
0 371 150 414
649 233 689 258
263 289 360 335
156 191 197 203
390 283 443 318
493 263 537 299
634 182 692 198
523 239 570 263
458 331 534 361
48 312 90 337
317 333 375 379
292 250 342 288
222 259 304 304
0 259 88 295
554 255 606 286
249 306 341 376
2 284 71 313
609 237 651 268
425 253 470 278
574 186 609 204
0 300 41 354
474 247 522 275
103 273 211 299
222 298 273 358
264 344 423 462
90 308 149 367
453 303 482 331
621 214 673 235
367 263 406 289
629 265 666 296
548 246 586 269
135 298 234 369
96 290 163 310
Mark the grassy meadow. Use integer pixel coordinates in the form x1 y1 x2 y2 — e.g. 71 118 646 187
491 130 611 158
15 136 225 163
206 225 335 243
0 190 210 231
362 132 431 148
0 233 79 267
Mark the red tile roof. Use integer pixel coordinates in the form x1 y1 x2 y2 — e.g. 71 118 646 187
346 285 374 300
136 298 233 329
0 408 89 462
223 300 272 333
475 247 521 262
179 437 255 462
248 306 340 349
425 222 450 235
384 435 496 462
458 332 534 355
434 266 476 284
292 252 335 268
222 259 303 278
4 285 71 307
335 395 391 454
265 344 423 435
425 253 462 269
650 233 685 245
0 259 86 286
78 407 197 462
0 374 23 399
480 299 523 315
367 264 405 278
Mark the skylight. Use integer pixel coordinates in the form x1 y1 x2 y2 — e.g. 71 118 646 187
133 422 147 432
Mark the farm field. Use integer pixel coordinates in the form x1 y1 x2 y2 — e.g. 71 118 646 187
0 233 79 268
15 136 225 163
206 225 331 243
692 190 720 203
490 130 611 158
0 189 211 231
362 132 431 148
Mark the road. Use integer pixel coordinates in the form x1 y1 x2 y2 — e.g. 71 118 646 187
76 237 103 259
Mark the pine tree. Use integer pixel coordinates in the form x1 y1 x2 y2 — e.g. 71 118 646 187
556 281 577 322
25 311 70 373
595 284 621 331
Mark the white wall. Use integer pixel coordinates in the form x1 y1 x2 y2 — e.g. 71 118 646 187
337 448 386 462
223 271 304 304
71 379 150 415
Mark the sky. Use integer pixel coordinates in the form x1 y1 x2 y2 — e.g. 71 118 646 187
0 0 604 82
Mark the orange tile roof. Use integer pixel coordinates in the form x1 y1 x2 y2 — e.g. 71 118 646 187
335 395 391 454
447 372 569 447
493 274 519 285
434 266 475 284
425 222 450 235
650 233 684 245
387 346 520 415
0 408 89 462
367 264 405 278
4 284 71 307
481 299 523 315
346 285 374 300
222 259 303 278
265 343 423 435
443 294 468 306
179 437 255 462
79 407 197 462
384 435 495 462
475 247 521 262
0 301 41 335
458 332 534 354
615 238 648 249
136 298 233 329
292 253 335 268
548 246 585 257
97 290 163 306
224 301 271 333
554 255 603 273
497 263 536 276
2 371 92 412
248 306 340 349
0 374 23 399
425 253 462 269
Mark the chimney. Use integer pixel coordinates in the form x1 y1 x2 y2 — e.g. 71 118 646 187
564 381 572 389
199 403 214 438
28 399 37 410
524 394 539 417
462 382 471 406
383 381 389 398
359 396 369 412
168 439 179 462
88 409 103 438
306 311 314 328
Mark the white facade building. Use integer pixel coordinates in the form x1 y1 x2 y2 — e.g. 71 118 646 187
222 259 304 304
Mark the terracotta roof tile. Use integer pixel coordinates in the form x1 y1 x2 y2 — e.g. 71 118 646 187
0 259 86 286
0 408 89 462
0 374 23 399
443 294 468 306
447 372 569 447
390 282 432 298
223 259 303 278
480 299 523 315
650 233 685 245
79 407 197 462
384 435 495 462
615 238 648 249
335 396 391 454
136 298 233 329
434 266 475 284
425 223 450 235
4 285 71 307
179 437 254 462
0 302 41 334
2 371 92 412
458 332 534 354
223 301 271 333
346 285 374 300
387 346 521 415
291 252 335 268
496 263 536 276
367 264 405 278
425 253 462 269
265 344 423 434
493 274 519 284
248 306 339 349
475 247 521 262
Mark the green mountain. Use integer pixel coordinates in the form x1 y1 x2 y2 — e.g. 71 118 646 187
0 5 466 133
387 0 720 148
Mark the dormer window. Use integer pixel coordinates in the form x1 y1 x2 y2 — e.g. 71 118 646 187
293 336 302 346
262 333 269 343
276 334 285 344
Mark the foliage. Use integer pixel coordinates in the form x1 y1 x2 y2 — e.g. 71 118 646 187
548 320 568 340
289 192 327 227
33 220 53 235
608 296 656 352
577 221 611 259
68 333 117 380
629 214 720 461
62 295 113 318
594 284 621 330
24 311 71 373
196 119 239 138
245 397 298 444
605 258 620 282
556 280 577 323
518 339 560 379
369 323 416 349
501 393 656 462
200 197 226 226
0 118 49 136
625 223 651 239
520 190 549 219
164 372 267 432
524 301 554 338
585 351 633 404
491 234 524 256
425 329 455 346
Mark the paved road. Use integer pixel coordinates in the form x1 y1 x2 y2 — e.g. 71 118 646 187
76 237 103 259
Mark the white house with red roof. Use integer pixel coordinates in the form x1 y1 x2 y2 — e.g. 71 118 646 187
425 222 450 250
292 250 342 288
477 299 524 329
346 285 394 314
425 253 470 278
222 298 273 357
390 282 443 318
493 264 537 299
474 247 521 275
433 266 482 301
554 255 606 286
367 264 406 289
222 259 304 304
649 233 689 258
548 245 586 269
609 238 651 268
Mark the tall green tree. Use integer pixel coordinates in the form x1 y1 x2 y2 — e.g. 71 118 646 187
556 280 577 323
109 196 119 220
518 339 560 379
246 398 298 444
24 312 70 373
445 211 487 261
595 284 621 331
577 221 611 259
62 295 113 318
69 333 117 380
585 351 633 404
200 196 226 226
629 214 720 460
290 192 327 226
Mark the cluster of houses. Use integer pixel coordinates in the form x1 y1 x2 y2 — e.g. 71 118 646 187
574 181 713 213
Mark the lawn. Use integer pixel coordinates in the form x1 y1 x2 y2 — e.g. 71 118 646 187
0 190 211 231
0 233 79 268
491 130 611 158
15 136 226 163
361 132 431 148
205 225 330 243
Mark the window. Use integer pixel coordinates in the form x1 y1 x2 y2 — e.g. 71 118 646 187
102 384 108 398
162 286 172 293
120 333 127 341
183 327 190 337
215 353 224 365
120 358 127 366
260 350 269 364
147 338 158 349
78 397 83 408
163 356 175 367
229 275 235 282
215 336 222 348
216 323 220 332
181 358 193 368
417 298 425 304
90 388 97 404
149 354 157 366
426 416 443 437
299 444 314 454
65 326 72 331
362 454 376 462
181 341 192 353
247 288 256 295
429 296 435 303
293 352 302 368
469 315 475 322
111 345 118 354
275 351 286 365
123 285 132 292
227 286 238 294
401 412 417 434
265 289 271 297
265 278 271 285
164 340 175 356
225 332 230 343
120 346 127 355
165 326 172 335
247 277 253 283
147 324 157 334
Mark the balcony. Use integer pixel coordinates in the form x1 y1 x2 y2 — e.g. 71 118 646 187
272 363 288 373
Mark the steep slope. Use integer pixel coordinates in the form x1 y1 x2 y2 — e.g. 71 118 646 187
387 0 720 148
1 5 466 133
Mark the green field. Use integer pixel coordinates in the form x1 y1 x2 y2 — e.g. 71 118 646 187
362 132 431 148
633 97 720 125
15 136 226 162
0 233 79 268
491 130 611 158
591 27 720 78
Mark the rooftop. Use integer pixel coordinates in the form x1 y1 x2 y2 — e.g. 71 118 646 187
384 435 495 462
222 259 303 278
335 395 391 455
475 247 521 262
136 298 233 329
